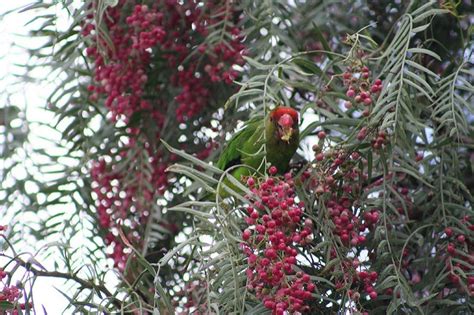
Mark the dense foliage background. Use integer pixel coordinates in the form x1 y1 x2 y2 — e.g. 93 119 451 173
0 0 473 314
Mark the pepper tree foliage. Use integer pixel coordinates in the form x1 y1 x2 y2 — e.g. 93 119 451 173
0 0 473 314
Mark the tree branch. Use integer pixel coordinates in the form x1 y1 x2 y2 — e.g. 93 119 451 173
12 257 123 310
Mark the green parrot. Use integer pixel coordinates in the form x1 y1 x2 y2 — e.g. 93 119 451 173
215 106 300 194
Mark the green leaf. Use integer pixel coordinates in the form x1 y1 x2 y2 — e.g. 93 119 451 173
407 48 441 61
292 58 322 75
0 301 14 310
162 140 222 174
311 22 333 59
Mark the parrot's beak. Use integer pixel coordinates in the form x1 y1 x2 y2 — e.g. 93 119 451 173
280 126 293 142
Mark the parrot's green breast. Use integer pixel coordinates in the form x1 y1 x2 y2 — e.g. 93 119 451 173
216 117 299 180
210 114 299 199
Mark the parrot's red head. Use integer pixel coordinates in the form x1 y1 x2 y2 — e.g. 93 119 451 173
270 107 299 142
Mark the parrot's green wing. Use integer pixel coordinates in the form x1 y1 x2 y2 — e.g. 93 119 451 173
216 117 263 171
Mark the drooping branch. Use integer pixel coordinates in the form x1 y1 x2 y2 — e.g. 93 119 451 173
9 256 122 310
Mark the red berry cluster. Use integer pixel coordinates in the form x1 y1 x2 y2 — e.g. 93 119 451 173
92 159 140 270
84 1 245 271
370 129 388 149
85 1 244 123
0 268 33 313
308 146 383 303
163 1 245 122
340 65 390 150
356 127 389 151
0 234 22 310
331 258 379 303
355 269 379 300
342 65 382 117
326 198 366 246
85 3 166 122
0 283 21 312
240 171 315 314
0 267 21 306
90 148 172 271
443 216 474 295
0 285 20 303
309 157 380 247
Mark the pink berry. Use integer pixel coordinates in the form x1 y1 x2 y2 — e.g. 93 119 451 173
346 89 356 98
242 229 252 241
268 166 277 175
444 227 453 237
247 177 255 187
